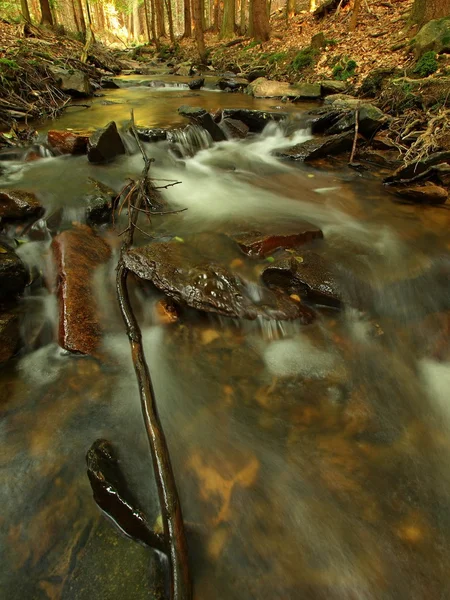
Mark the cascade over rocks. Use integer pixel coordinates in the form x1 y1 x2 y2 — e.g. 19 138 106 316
221 109 288 132
0 242 27 301
87 121 126 164
0 189 44 221
135 127 170 143
219 118 249 139
123 239 314 322
274 131 354 161
47 130 90 155
52 225 111 355
178 105 226 142
229 226 323 257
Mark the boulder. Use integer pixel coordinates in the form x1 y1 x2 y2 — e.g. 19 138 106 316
325 104 386 138
85 180 117 225
247 77 321 99
123 240 314 322
311 32 326 49
219 118 249 139
412 17 450 58
188 77 205 90
47 130 90 155
292 82 322 100
304 107 345 134
262 251 342 308
50 66 92 97
101 78 120 89
218 77 248 92
0 242 27 301
229 226 323 257
221 108 287 132
175 62 193 76
135 127 169 143
320 80 348 95
52 225 111 355
393 183 448 204
178 105 226 142
274 131 354 161
247 69 267 82
324 94 361 108
0 310 20 364
359 68 400 97
0 189 44 220
87 121 126 164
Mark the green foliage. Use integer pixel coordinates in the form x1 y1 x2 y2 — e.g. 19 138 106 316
325 38 339 46
291 47 318 71
0 58 19 71
332 58 357 80
413 51 438 77
243 40 260 51
261 51 287 65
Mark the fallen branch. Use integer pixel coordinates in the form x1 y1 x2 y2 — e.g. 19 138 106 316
115 112 191 600
349 109 359 165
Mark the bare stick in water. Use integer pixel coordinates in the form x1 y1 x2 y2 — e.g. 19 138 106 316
349 109 359 165
116 111 191 600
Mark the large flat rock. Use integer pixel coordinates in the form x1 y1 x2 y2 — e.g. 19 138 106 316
230 227 323 257
0 189 44 220
274 131 354 161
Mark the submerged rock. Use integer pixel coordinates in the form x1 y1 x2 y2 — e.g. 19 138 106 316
0 310 20 364
262 252 342 307
124 240 313 321
86 439 165 551
393 183 448 205
230 227 323 257
88 121 126 164
52 225 111 355
274 131 354 161
0 242 27 301
47 130 90 155
0 189 44 221
221 109 287 132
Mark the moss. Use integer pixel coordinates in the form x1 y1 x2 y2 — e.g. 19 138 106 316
262 51 288 64
413 51 439 77
0 58 19 70
332 57 357 80
243 40 260 51
291 47 318 71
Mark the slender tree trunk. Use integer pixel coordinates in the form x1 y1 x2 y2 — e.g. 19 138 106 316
411 0 450 27
76 0 87 36
144 0 152 41
240 0 246 33
21 0 31 21
192 0 206 61
155 0 166 37
72 0 81 31
39 0 53 25
309 0 316 11
212 0 219 32
165 0 176 41
286 0 295 19
220 0 235 38
250 0 269 40
85 0 95 42
349 0 362 31
150 0 159 44
183 0 192 36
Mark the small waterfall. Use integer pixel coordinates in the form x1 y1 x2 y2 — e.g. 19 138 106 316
167 124 213 158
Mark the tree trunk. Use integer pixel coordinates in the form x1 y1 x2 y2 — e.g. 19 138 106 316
220 0 235 38
21 0 31 21
165 0 176 41
411 0 450 27
192 0 206 61
349 0 362 31
183 0 192 36
144 0 152 41
286 0 295 19
250 0 269 41
150 0 159 45
155 0 166 37
39 0 54 25
76 0 87 36
240 0 246 34
72 0 81 32
212 0 219 31
309 0 316 11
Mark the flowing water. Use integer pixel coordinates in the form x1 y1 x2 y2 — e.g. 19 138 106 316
2 75 450 600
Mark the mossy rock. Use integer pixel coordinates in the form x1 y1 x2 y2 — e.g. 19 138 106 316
359 68 401 97
411 17 450 58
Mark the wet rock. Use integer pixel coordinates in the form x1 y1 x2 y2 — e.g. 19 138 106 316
324 94 361 108
188 77 204 90
47 130 90 155
262 252 342 307
218 77 248 92
52 225 111 355
178 105 226 142
393 183 448 205
230 226 323 257
86 439 165 551
221 109 287 132
247 77 321 99
0 242 28 301
0 189 44 221
384 151 450 185
101 77 120 89
320 80 348 95
247 69 267 82
293 82 322 100
219 118 249 139
325 104 386 138
0 310 20 364
135 127 169 143
274 131 354 161
50 66 93 97
124 240 312 321
87 121 126 164
412 17 450 58
304 107 344 134
85 180 117 225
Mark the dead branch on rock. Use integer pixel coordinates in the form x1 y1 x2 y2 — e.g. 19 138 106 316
115 111 191 600
349 109 359 165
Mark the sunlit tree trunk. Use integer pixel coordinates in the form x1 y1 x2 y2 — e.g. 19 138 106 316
165 0 176 41
155 0 166 37
286 0 295 19
21 0 31 21
250 0 269 40
76 0 87 36
144 0 152 41
183 0 192 36
240 0 246 33
349 0 362 31
150 0 159 44
39 0 54 25
192 0 206 61
411 0 450 26
309 0 316 11
212 0 219 31
71 0 80 31
220 0 235 38
85 0 95 42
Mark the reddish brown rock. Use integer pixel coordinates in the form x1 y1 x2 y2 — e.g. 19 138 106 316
47 130 90 155
52 226 111 355
0 189 44 220
394 183 448 205
230 225 323 257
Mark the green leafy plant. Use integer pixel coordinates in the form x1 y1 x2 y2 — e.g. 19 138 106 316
332 58 357 80
414 51 438 77
291 47 318 71
262 51 288 65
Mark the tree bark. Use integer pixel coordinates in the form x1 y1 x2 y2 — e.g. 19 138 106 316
183 0 192 36
286 0 295 20
21 0 31 22
76 0 87 36
192 0 206 61
309 0 316 11
39 0 54 25
250 0 269 41
150 0 159 45
144 0 153 41
239 0 246 34
155 0 166 37
212 0 219 32
411 0 450 27
349 0 362 31
220 0 235 38
165 0 176 42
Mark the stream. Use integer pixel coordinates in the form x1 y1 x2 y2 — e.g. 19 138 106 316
2 73 450 600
